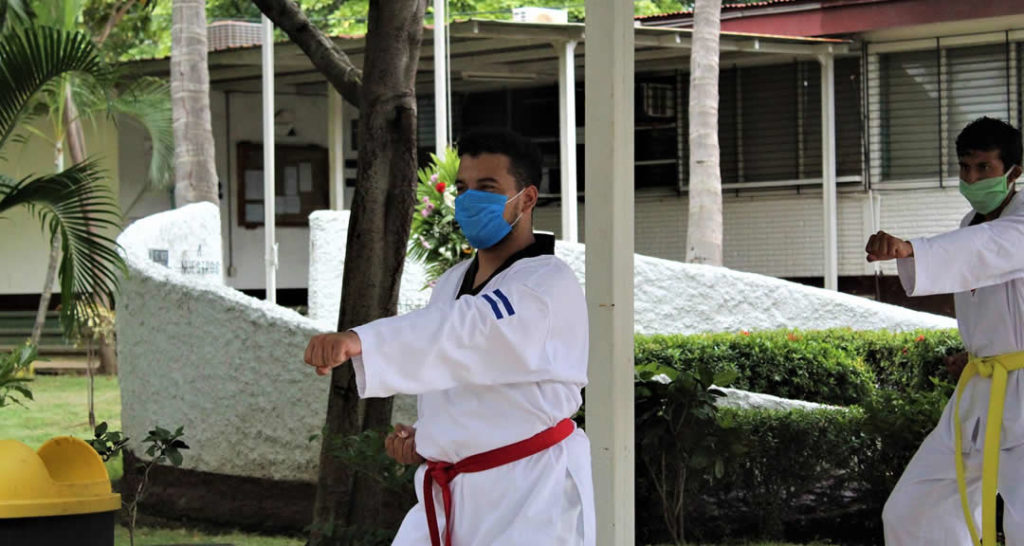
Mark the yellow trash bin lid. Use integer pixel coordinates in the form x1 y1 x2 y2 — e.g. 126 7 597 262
0 436 121 518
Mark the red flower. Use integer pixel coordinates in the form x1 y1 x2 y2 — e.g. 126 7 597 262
902 347 909 354
915 335 926 343
435 181 446 193
740 330 751 336
787 332 801 342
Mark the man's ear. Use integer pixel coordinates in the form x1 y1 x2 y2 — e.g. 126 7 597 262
521 185 539 215
1010 165 1023 184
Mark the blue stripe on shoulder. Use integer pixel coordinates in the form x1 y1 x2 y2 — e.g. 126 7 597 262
492 289 515 317
481 293 503 319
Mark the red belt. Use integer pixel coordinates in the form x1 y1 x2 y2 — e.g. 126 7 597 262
422 418 575 546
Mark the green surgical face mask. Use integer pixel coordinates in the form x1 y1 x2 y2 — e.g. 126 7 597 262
959 169 1016 214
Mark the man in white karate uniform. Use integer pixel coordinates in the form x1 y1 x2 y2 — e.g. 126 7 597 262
868 117 1024 545
305 129 595 546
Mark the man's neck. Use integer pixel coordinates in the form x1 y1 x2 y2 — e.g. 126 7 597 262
475 228 535 283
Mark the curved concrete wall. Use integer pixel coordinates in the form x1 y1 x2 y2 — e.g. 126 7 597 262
117 203 330 482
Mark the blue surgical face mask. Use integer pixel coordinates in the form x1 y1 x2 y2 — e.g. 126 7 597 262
454 188 525 249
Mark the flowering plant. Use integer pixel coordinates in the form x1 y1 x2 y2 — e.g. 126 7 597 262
408 147 472 284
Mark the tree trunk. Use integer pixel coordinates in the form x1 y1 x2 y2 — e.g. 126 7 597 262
252 1 423 542
30 96 70 348
685 0 723 266
171 0 219 207
30 235 60 346
62 85 119 374
331 1 419 536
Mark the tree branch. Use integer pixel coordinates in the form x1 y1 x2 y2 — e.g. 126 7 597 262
251 0 363 107
96 0 136 46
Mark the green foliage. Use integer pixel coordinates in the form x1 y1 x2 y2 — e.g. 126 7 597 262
856 386 949 509
81 0 160 61
635 331 876 406
689 407 867 542
323 428 417 495
408 147 472 284
0 341 36 408
317 427 418 544
635 361 746 544
0 23 107 150
115 1 711 62
142 425 189 467
0 163 126 337
634 329 958 544
845 329 963 393
0 12 128 337
107 76 174 189
87 420 128 461
635 329 963 407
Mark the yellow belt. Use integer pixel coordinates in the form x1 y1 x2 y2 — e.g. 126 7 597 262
954 350 1024 546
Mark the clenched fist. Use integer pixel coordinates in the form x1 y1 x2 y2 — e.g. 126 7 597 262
385 423 425 465
865 231 914 262
304 331 362 376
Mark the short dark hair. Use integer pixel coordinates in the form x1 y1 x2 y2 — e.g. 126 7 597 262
457 128 543 190
956 116 1023 169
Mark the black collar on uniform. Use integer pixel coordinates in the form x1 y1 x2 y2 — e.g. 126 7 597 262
457 233 556 298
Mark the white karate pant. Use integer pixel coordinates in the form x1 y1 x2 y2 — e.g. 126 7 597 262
883 405 1024 544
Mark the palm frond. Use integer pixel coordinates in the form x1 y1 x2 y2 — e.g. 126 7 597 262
0 24 107 151
108 77 173 189
0 0 34 32
0 161 125 337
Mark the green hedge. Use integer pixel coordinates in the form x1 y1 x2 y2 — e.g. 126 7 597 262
635 328 960 545
635 329 962 406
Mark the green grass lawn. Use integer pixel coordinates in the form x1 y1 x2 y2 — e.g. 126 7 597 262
0 374 123 480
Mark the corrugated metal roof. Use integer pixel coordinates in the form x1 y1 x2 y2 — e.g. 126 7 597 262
636 0 866 21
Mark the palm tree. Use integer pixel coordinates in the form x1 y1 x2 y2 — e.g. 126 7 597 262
0 1 126 340
685 0 723 266
171 0 218 206
21 0 171 359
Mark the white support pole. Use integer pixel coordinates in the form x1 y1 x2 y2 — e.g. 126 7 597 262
558 40 579 243
327 84 347 211
584 0 635 544
262 15 278 303
819 49 838 291
433 0 449 156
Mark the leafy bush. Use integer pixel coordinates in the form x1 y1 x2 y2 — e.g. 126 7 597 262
635 361 746 544
0 342 36 408
636 331 876 406
856 385 951 515
634 329 958 545
635 329 963 407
